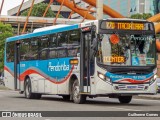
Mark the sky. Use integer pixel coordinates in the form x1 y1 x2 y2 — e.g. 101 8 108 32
0 0 28 15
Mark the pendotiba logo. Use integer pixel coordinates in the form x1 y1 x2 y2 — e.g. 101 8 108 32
48 62 70 71
130 35 154 41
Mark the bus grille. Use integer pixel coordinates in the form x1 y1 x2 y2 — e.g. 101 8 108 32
114 84 148 91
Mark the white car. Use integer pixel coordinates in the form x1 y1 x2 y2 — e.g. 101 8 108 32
157 78 160 93
0 72 4 86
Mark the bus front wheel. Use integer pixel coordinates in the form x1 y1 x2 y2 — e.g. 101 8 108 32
118 96 132 104
72 80 86 104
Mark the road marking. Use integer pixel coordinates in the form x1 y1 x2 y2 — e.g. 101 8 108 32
103 106 142 111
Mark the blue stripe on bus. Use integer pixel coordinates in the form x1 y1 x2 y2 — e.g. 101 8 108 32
5 57 74 81
6 24 79 42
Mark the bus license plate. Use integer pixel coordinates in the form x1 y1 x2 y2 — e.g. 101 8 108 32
127 86 137 89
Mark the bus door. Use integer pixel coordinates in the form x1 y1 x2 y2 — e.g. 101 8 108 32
14 41 21 90
80 26 95 93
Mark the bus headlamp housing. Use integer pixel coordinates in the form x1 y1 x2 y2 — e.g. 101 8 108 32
149 75 157 85
97 72 110 82
154 75 158 80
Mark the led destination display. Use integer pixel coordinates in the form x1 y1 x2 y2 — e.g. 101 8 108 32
101 21 154 31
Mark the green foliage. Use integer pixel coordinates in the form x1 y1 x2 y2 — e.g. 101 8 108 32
0 22 13 71
130 13 152 20
20 3 63 18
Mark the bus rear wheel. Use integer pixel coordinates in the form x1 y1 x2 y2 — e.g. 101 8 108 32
118 96 132 104
24 78 41 99
72 80 86 104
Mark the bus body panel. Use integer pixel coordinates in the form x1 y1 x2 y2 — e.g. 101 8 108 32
94 63 157 95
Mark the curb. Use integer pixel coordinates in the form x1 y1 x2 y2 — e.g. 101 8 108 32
0 86 10 90
134 95 160 100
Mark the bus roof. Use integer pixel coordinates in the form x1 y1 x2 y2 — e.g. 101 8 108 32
6 24 79 42
33 24 71 33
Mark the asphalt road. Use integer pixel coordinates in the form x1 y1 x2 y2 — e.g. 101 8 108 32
1 90 160 111
0 90 160 120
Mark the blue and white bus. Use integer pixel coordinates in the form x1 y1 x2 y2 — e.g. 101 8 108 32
4 18 157 104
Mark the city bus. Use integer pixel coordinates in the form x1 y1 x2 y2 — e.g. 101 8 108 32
4 18 157 104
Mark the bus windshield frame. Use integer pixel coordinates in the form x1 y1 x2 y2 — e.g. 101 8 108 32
97 20 156 72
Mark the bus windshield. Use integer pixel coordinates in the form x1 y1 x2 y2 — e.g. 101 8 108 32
97 34 156 66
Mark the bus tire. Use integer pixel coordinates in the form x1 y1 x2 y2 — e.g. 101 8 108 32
72 80 86 104
118 96 132 104
24 78 35 99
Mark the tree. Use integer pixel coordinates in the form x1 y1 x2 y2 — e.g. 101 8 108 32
0 22 13 71
130 13 152 20
20 3 63 18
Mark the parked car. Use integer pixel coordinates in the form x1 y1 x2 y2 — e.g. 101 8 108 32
157 78 160 93
0 72 4 86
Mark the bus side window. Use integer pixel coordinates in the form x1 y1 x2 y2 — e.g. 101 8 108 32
20 39 29 61
49 34 57 59
49 34 57 48
56 31 68 58
49 49 57 59
39 35 49 60
57 32 68 47
57 49 67 58
6 42 15 62
67 29 80 57
30 38 39 60
68 29 80 46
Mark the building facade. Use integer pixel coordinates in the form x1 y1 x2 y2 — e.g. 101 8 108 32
71 0 157 19
8 0 158 19
8 0 71 18
104 0 155 18
153 0 160 14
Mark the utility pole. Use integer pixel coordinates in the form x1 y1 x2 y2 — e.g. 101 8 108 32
96 0 103 20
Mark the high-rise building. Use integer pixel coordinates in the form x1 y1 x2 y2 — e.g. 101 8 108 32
104 0 155 18
71 0 157 19
153 0 160 14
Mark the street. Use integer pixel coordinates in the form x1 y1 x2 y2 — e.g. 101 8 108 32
0 90 160 111
0 89 160 120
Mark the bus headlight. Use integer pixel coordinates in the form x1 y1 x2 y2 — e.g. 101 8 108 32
154 75 158 80
97 72 110 82
149 75 157 85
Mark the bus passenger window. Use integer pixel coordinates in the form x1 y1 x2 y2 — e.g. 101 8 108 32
6 42 15 62
68 47 80 57
49 49 57 58
39 35 49 60
68 29 80 46
20 39 30 61
21 38 38 60
29 39 38 60
57 49 67 58
57 32 68 47
40 49 48 60
49 34 57 48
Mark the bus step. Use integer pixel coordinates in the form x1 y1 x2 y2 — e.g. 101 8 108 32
80 92 90 95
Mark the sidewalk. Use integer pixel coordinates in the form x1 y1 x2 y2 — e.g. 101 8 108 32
0 85 10 90
134 94 160 100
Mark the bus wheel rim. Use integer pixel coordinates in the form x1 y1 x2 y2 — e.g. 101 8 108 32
25 83 29 97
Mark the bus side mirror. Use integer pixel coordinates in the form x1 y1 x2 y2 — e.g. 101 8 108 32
97 34 103 42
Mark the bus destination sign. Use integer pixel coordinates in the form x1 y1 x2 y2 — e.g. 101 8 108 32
101 21 153 31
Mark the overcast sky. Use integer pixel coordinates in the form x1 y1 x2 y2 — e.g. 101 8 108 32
0 0 28 15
